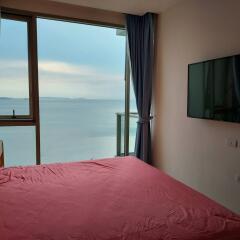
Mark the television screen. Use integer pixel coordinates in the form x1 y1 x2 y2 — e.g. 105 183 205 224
188 55 240 123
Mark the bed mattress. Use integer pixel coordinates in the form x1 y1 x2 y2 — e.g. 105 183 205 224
0 156 240 240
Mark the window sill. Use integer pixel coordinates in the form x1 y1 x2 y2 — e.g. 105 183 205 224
0 119 35 126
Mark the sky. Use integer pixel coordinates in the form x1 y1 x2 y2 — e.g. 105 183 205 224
0 17 131 100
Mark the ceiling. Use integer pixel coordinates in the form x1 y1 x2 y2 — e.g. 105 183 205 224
50 0 183 15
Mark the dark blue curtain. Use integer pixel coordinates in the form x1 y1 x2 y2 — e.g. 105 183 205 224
126 13 155 164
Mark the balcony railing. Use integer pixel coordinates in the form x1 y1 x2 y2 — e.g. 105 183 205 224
116 112 138 156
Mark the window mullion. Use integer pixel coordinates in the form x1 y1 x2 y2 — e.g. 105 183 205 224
29 16 41 165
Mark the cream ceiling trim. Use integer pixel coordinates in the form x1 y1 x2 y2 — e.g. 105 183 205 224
49 0 183 15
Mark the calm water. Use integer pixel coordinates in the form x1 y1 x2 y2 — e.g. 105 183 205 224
0 98 137 167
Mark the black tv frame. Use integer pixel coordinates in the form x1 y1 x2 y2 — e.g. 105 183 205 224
187 54 240 123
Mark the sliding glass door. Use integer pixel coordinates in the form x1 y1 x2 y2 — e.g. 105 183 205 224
37 18 126 163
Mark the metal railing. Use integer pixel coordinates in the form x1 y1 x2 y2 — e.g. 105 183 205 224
116 112 138 156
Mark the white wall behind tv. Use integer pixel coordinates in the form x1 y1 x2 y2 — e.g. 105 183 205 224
152 0 240 213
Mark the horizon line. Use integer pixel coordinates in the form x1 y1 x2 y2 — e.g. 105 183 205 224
0 97 136 101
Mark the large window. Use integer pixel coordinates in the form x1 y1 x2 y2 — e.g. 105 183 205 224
37 18 126 163
0 14 35 120
0 10 136 167
0 13 38 167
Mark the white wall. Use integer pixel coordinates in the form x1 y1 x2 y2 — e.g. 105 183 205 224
152 0 240 213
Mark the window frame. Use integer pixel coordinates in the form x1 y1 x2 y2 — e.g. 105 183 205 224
0 10 40 165
0 13 36 123
0 7 131 166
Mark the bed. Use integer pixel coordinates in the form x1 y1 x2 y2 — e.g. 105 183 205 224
0 156 240 240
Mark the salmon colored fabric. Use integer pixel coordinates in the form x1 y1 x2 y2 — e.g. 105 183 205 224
0 156 240 240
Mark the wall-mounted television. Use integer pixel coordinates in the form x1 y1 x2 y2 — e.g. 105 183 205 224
188 54 240 123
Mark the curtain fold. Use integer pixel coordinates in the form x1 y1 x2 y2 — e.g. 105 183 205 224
126 13 155 164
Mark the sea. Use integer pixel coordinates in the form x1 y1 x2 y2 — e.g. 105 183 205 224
0 98 137 167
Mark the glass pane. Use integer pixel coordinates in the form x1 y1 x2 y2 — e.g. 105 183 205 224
129 113 138 154
37 18 126 163
116 76 138 156
129 75 138 154
0 126 36 167
0 18 30 116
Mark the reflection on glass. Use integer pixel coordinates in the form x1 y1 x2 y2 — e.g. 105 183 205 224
37 18 126 163
0 18 30 116
0 127 36 167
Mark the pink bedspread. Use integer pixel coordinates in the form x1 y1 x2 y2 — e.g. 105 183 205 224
0 156 240 240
